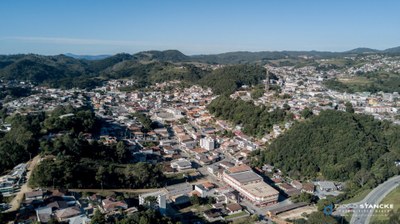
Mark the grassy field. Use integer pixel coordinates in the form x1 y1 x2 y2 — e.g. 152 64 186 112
225 211 249 220
370 187 400 223
341 189 372 204
339 76 371 85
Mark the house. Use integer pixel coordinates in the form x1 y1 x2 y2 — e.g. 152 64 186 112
212 202 224 209
25 190 44 201
204 209 223 222
291 180 303 190
36 206 52 223
279 183 300 196
226 203 243 214
162 146 177 155
134 131 144 140
88 194 102 204
68 214 91 224
219 161 234 169
318 181 337 192
194 182 215 198
302 183 315 194
55 206 82 222
102 198 128 213
146 131 158 141
215 195 228 204
47 200 69 210
207 164 219 175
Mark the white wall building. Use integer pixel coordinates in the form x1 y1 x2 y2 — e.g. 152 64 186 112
200 137 215 151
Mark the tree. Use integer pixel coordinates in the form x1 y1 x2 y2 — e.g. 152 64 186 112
301 107 313 119
91 210 106 224
345 102 355 113
116 141 129 163
144 196 158 208
291 192 313 203
95 166 106 190
190 195 200 205
354 169 371 188
251 214 260 222
306 211 339 224
139 216 150 224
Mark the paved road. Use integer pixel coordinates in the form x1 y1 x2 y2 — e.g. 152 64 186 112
335 175 400 224
5 155 41 212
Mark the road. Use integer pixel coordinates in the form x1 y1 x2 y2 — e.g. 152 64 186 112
335 175 400 224
5 155 41 212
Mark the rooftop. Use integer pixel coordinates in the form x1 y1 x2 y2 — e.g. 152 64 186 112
227 164 251 174
242 181 279 198
228 170 262 185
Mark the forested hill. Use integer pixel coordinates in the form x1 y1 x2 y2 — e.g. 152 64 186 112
252 110 400 186
0 52 268 94
1 47 400 90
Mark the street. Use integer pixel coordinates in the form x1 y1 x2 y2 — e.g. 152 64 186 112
335 175 400 224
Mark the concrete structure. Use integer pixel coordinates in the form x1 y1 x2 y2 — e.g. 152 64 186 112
222 165 279 206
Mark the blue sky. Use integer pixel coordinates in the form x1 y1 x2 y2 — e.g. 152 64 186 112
0 0 399 55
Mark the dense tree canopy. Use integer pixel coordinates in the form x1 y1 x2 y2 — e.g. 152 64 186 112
252 110 400 198
207 95 292 137
90 208 180 224
199 64 266 94
0 112 44 174
43 105 99 133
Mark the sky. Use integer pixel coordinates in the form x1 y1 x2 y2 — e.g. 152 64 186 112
0 0 399 55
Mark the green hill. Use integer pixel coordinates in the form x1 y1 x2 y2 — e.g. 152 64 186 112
252 110 400 185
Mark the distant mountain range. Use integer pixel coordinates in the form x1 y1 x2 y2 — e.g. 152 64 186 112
0 46 399 89
63 46 400 64
64 53 111 60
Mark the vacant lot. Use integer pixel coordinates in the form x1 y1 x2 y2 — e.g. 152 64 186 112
277 205 317 220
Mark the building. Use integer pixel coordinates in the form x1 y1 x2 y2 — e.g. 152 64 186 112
171 158 192 171
54 206 82 222
194 182 215 198
226 203 243 214
302 183 315 194
101 198 128 212
139 190 167 214
25 190 44 201
0 163 27 196
222 165 279 206
317 181 337 192
200 137 215 151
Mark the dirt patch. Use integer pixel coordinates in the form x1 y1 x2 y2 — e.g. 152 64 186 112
277 205 317 220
